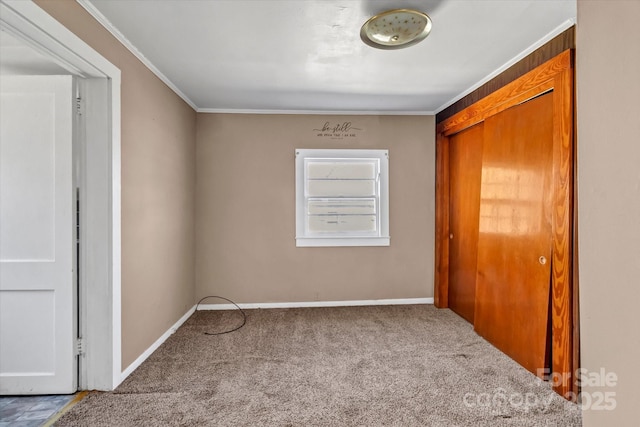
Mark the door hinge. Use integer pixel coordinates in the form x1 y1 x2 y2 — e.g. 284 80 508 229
76 338 85 356
75 96 83 116
76 188 81 245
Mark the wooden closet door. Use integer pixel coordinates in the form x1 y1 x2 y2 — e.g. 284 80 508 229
448 123 484 323
474 92 554 374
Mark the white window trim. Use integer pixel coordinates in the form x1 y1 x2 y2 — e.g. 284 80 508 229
295 149 389 247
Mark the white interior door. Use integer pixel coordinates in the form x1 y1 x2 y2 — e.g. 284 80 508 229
0 75 77 394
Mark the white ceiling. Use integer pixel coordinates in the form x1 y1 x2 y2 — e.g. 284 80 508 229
82 0 576 114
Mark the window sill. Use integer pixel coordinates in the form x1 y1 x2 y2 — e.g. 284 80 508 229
295 237 390 247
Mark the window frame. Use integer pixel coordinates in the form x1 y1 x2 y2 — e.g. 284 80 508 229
295 148 390 247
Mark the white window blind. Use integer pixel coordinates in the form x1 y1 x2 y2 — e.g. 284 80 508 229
295 149 389 247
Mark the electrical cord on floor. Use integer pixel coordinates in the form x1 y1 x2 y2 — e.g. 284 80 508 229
195 295 247 335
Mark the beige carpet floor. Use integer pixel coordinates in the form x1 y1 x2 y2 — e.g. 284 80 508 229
56 305 581 426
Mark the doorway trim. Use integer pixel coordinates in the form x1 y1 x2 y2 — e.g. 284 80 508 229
0 0 122 390
434 50 576 398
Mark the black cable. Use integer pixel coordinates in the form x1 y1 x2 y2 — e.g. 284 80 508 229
195 295 247 335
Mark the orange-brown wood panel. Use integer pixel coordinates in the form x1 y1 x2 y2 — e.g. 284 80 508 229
550 68 575 398
571 58 580 398
434 133 450 308
474 92 555 375
435 50 576 400
448 123 484 323
437 27 574 123
437 52 571 138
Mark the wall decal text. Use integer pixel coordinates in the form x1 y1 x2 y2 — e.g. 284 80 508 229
313 121 363 139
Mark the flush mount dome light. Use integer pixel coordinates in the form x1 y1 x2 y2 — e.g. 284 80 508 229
360 9 432 50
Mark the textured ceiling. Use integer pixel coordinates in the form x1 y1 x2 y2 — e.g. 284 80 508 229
82 0 576 114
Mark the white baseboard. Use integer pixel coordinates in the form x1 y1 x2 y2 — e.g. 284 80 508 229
120 305 196 383
198 297 434 311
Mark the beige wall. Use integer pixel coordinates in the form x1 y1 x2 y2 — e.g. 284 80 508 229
38 7 640 418
577 0 640 424
196 114 435 303
35 1 197 369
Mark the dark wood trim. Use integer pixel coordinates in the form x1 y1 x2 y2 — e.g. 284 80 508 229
437 27 574 124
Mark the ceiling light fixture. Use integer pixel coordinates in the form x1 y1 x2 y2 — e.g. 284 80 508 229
360 9 432 50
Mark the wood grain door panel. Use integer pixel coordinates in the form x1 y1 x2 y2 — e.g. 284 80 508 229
474 92 554 374
448 123 484 323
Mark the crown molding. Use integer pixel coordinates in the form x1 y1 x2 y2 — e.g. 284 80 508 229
196 108 435 116
435 18 576 114
76 0 198 111
76 0 437 116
